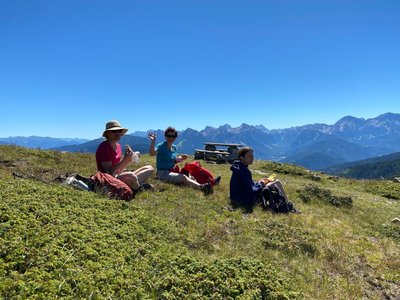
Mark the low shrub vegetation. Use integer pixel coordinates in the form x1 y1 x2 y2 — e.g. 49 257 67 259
363 180 400 200
0 145 399 299
260 161 309 177
297 184 353 207
261 219 319 257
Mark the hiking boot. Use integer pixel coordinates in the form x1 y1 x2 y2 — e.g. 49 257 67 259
141 183 155 190
133 185 145 196
214 175 222 185
201 183 213 195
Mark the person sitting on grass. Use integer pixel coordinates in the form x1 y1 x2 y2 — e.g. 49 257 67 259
148 126 213 195
96 120 154 193
229 147 299 213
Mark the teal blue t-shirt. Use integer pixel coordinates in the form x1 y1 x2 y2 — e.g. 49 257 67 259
155 142 177 170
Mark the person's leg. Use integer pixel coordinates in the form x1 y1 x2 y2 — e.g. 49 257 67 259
268 179 300 213
267 179 289 203
157 170 212 194
133 165 154 184
182 175 212 194
117 172 140 190
182 174 202 189
157 170 185 184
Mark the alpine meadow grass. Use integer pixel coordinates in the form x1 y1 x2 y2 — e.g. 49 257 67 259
0 145 399 299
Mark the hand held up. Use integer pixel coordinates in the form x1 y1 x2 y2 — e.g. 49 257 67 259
148 132 156 142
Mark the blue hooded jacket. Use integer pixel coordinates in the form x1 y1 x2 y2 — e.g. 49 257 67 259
229 160 263 207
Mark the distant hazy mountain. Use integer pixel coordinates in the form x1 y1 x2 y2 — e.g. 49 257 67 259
281 136 380 170
324 113 400 152
54 136 149 153
3 112 400 171
323 152 400 180
0 136 89 149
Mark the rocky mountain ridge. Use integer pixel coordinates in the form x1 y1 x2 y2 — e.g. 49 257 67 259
2 113 399 170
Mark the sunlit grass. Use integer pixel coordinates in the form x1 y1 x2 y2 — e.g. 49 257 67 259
0 145 399 299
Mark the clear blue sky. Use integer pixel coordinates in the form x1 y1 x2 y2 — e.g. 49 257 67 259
1 0 399 139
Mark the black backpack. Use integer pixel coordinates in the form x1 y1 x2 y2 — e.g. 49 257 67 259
261 185 295 213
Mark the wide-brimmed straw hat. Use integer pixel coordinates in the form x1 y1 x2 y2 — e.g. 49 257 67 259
102 120 128 137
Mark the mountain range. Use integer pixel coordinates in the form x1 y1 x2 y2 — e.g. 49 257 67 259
0 136 89 149
2 113 400 171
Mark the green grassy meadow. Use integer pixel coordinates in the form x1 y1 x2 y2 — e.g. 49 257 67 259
0 145 399 299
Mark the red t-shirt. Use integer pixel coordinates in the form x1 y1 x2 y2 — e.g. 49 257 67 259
95 141 122 173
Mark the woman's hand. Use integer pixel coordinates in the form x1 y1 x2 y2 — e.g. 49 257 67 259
176 154 188 163
259 178 269 185
124 145 134 161
148 132 157 156
148 132 156 142
177 154 188 162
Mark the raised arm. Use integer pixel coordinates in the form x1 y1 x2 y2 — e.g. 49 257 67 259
148 132 157 156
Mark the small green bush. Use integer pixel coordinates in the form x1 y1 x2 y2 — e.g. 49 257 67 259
376 224 400 241
262 220 319 257
261 161 309 177
363 181 400 200
297 184 353 207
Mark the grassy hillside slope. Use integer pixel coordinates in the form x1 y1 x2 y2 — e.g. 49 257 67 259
324 152 400 180
0 145 399 299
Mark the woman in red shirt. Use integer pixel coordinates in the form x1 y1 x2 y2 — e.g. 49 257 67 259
96 120 154 191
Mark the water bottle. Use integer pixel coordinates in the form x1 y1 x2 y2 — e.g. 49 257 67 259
126 145 140 163
63 176 89 191
73 179 89 191
131 151 140 163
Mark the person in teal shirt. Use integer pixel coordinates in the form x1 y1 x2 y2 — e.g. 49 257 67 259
149 126 212 195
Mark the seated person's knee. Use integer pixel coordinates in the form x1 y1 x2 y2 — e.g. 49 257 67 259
119 172 139 190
